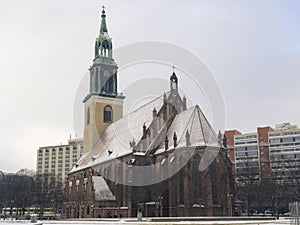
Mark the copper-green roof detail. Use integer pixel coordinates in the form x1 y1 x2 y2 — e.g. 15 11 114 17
100 6 108 33
94 6 113 59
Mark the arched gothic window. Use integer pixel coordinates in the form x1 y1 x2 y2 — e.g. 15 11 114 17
192 154 202 202
104 105 113 123
86 205 90 215
179 156 185 204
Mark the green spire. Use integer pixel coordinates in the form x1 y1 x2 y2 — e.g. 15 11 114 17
94 6 113 59
100 6 108 33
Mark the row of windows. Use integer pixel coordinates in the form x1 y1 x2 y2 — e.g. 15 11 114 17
236 161 259 168
270 137 300 144
236 167 260 174
236 151 258 157
271 170 300 176
270 142 300 148
270 147 300 153
41 164 73 170
38 153 79 161
235 135 257 140
38 146 81 155
270 154 300 160
235 146 258 152
235 140 258 146
269 131 300 137
236 157 258 161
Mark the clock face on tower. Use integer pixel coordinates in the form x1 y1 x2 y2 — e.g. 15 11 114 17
104 70 110 77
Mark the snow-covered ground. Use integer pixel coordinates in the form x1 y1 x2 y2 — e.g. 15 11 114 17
0 218 292 225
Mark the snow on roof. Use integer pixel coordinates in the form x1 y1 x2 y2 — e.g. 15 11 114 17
71 93 219 174
71 95 164 173
156 105 219 152
92 176 115 201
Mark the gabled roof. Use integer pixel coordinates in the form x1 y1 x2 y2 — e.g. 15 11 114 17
156 105 219 152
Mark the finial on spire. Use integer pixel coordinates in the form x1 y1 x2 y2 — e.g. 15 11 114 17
100 6 108 33
172 65 175 73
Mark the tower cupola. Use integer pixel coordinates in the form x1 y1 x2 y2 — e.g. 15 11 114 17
94 6 113 59
170 71 178 93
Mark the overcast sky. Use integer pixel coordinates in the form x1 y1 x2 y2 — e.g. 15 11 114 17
0 0 299 173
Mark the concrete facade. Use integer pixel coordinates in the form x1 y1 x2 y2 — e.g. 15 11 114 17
225 124 300 185
269 123 300 183
36 138 83 183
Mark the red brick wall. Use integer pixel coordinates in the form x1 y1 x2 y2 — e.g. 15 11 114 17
257 126 273 178
224 130 241 174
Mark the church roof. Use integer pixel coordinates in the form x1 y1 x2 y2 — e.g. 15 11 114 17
71 95 165 173
71 91 219 174
156 105 219 152
70 82 220 173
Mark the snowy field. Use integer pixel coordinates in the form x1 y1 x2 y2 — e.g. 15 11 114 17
0 218 292 225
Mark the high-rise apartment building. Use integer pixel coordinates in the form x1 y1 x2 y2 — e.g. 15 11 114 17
36 138 84 182
234 132 260 183
226 124 300 184
269 123 300 183
225 127 273 184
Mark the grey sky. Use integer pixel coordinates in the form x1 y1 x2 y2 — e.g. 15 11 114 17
0 0 299 173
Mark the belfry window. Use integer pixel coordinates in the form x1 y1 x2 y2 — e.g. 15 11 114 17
172 80 177 89
104 105 113 123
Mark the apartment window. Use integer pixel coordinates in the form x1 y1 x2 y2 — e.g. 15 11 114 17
247 146 258 151
248 151 258 157
295 154 300 158
281 137 294 143
236 152 247 157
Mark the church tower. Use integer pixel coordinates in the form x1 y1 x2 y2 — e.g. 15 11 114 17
83 7 125 153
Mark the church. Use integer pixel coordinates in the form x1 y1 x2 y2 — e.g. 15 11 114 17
62 7 234 218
